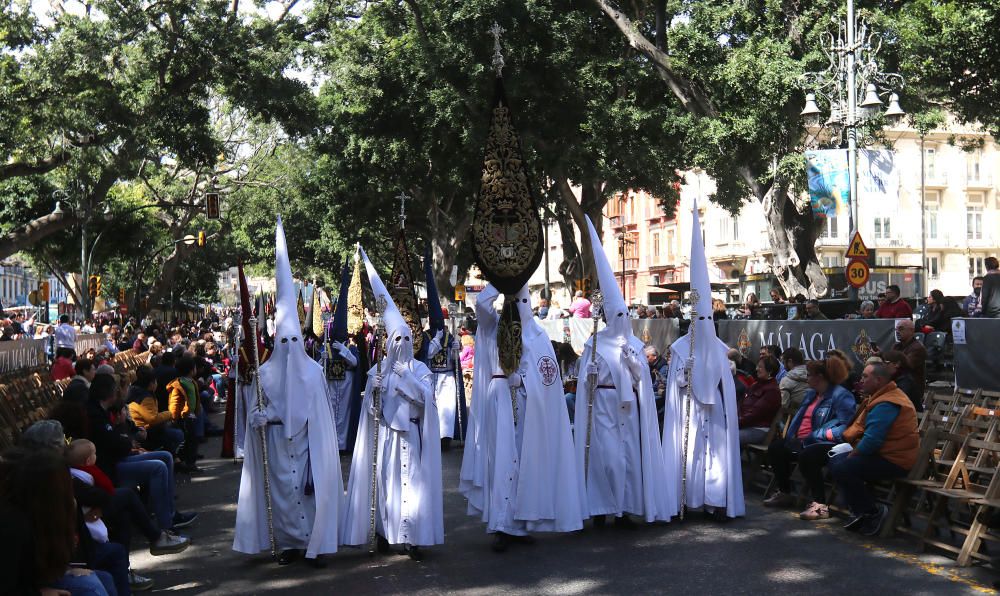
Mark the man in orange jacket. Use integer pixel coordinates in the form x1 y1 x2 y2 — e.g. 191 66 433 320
829 362 919 536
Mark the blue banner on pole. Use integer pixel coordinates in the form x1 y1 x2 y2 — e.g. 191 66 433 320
805 149 850 221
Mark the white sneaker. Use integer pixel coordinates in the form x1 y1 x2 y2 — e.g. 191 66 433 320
150 531 190 556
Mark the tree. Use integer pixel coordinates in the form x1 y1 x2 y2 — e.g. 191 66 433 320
896 1 1000 136
0 0 316 260
588 0 883 297
305 0 685 294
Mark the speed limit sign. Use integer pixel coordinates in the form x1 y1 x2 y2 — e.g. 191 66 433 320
845 258 870 289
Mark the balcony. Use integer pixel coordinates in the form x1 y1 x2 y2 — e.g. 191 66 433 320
872 236 907 249
964 175 994 191
921 172 949 189
816 235 846 247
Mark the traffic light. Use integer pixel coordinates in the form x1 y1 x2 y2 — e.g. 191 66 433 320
118 288 126 304
88 275 101 298
205 192 220 220
197 230 206 247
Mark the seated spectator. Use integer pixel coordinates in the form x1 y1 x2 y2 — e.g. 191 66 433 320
85 373 197 534
802 299 828 320
0 446 116 595
919 289 963 333
128 365 184 454
779 348 810 410
459 333 475 370
760 345 786 381
857 300 877 319
62 358 96 405
567 291 592 318
51 351 75 382
712 298 729 322
764 358 855 520
769 287 786 304
875 284 913 319
154 350 179 411
727 348 756 387
736 292 761 319
786 294 807 320
738 356 781 446
889 319 927 399
881 350 923 412
827 349 862 401
830 363 920 536
168 356 204 472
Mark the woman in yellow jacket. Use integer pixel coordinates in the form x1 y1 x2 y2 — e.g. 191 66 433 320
167 356 202 472
128 364 184 454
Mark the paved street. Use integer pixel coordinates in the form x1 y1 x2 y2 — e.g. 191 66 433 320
129 418 996 595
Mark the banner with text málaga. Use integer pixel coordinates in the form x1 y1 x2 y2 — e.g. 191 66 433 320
717 319 899 368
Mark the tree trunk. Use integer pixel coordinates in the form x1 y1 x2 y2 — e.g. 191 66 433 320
762 186 828 298
550 170 611 295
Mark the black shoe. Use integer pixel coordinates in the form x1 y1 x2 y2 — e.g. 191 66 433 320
377 534 391 555
592 515 607 528
277 549 302 566
614 515 637 529
858 504 888 537
491 533 509 553
171 511 198 530
305 556 327 568
510 534 535 545
403 544 423 561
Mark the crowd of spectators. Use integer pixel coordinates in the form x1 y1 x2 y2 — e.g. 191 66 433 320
1 313 232 594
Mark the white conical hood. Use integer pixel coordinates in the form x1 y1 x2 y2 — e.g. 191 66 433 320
585 215 629 337
688 199 715 334
685 198 724 405
273 215 300 339
258 215 317 438
359 246 411 364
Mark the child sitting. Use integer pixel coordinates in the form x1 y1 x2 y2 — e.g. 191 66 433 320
65 439 112 543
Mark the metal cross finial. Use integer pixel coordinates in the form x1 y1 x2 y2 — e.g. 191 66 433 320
590 290 604 321
489 21 505 77
395 191 412 229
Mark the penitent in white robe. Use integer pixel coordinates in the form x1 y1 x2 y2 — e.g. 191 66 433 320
341 360 444 547
661 334 745 518
459 284 584 535
233 379 343 558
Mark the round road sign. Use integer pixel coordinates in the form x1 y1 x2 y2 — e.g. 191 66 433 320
846 259 870 289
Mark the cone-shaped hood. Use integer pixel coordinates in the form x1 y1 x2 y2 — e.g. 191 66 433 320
258 215 313 438
685 198 724 406
360 246 412 365
330 258 351 343
688 199 715 335
585 215 629 337
424 244 445 333
273 215 300 340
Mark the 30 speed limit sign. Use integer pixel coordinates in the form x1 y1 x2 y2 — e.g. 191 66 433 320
845 258 870 289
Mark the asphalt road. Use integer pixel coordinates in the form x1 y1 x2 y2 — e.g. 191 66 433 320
128 417 996 595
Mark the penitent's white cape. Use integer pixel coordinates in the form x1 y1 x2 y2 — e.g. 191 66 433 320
660 201 744 518
574 216 674 522
341 247 444 547
234 215 344 558
459 283 584 533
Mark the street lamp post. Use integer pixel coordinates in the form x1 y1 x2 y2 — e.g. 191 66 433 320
799 0 906 245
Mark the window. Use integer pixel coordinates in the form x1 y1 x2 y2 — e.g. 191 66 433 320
926 208 938 240
820 216 839 239
732 216 740 241
652 232 660 263
967 205 983 240
876 256 893 266
666 230 675 260
822 256 843 268
971 257 987 277
967 150 983 183
925 147 937 180
874 216 891 239
926 256 940 279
